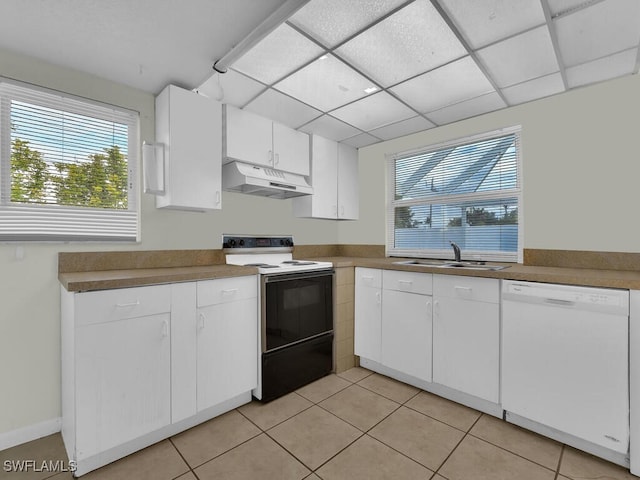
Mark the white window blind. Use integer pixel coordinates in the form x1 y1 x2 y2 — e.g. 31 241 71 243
0 79 139 241
387 127 522 262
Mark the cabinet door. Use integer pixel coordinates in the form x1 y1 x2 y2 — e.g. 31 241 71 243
75 314 171 458
196 298 258 411
381 290 432 382
292 135 337 219
155 85 222 210
225 105 273 168
433 296 499 402
273 122 310 176
337 143 359 220
311 135 338 218
354 285 382 362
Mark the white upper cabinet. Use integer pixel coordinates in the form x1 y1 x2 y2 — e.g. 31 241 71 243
155 84 222 211
293 135 359 220
223 105 310 176
337 143 359 220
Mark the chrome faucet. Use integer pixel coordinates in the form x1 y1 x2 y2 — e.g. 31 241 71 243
450 241 461 262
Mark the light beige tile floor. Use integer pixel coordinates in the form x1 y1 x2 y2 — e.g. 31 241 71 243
1 368 636 480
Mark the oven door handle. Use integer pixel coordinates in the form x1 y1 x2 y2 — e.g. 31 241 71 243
263 269 334 283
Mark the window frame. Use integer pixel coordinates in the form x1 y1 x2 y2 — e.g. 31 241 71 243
386 126 523 263
0 77 140 242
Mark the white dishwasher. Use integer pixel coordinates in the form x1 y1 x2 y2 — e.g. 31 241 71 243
502 280 629 458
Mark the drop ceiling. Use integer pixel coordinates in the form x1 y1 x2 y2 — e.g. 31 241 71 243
0 0 638 149
199 0 640 147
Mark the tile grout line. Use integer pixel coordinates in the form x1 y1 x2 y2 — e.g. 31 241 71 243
236 392 317 431
430 411 485 478
554 444 566 480
465 429 562 474
167 436 199 480
244 374 361 476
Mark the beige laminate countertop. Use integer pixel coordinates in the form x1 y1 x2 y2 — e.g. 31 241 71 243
59 256 640 292
59 264 259 292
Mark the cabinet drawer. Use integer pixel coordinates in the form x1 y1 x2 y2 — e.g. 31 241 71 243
433 274 499 303
197 276 257 307
383 270 432 295
355 267 382 289
75 284 172 326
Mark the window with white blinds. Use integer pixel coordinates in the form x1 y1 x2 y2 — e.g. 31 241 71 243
387 127 522 262
0 79 139 241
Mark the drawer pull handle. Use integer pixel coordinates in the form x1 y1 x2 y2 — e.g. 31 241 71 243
115 300 140 308
198 313 205 331
398 280 413 286
453 286 473 297
221 288 238 296
376 291 381 305
362 276 374 280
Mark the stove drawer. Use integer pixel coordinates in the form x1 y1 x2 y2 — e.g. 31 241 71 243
197 275 258 307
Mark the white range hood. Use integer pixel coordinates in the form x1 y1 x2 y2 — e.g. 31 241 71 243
222 161 312 199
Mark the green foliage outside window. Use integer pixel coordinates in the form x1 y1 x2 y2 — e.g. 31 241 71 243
10 137 128 209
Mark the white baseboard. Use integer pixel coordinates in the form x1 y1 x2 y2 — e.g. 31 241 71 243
0 418 62 451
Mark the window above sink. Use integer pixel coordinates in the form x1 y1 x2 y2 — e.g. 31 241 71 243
386 126 522 264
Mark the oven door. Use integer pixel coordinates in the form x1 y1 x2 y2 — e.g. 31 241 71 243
262 269 334 353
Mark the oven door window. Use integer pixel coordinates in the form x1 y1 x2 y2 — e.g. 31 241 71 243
265 273 333 351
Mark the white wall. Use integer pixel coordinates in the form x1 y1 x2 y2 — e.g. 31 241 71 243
0 48 338 437
339 73 640 253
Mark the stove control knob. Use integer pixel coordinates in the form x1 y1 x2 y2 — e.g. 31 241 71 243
228 239 236 247
284 238 293 247
239 239 245 247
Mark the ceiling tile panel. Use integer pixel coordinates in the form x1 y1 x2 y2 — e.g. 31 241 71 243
440 0 546 49
335 0 467 87
330 91 416 131
427 92 506 125
369 116 434 140
274 54 378 111
390 56 495 113
232 23 324 85
341 133 381 148
244 88 322 129
198 70 266 107
477 26 559 88
502 72 565 105
299 115 362 142
554 0 640 67
566 48 639 88
288 0 407 47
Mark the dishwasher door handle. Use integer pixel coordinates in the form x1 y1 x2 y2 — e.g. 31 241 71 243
544 298 576 307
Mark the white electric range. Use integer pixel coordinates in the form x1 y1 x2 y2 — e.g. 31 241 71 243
223 235 334 402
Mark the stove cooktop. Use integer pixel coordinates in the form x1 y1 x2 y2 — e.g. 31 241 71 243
223 235 332 274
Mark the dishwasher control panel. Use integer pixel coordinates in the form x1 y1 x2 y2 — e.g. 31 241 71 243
503 281 628 314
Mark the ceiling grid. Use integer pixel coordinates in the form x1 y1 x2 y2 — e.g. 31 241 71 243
198 0 640 147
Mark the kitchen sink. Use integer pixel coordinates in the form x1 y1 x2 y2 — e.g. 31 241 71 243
392 259 510 271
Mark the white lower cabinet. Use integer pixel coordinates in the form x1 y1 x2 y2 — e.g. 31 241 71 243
74 292 171 459
354 268 382 362
62 276 258 476
196 277 258 411
381 270 433 382
432 274 500 403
